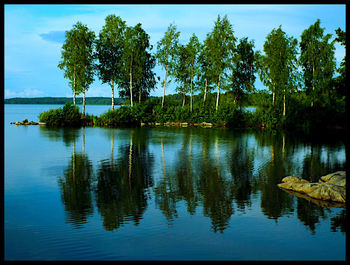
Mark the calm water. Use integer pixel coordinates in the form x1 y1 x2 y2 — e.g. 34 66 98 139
4 104 346 261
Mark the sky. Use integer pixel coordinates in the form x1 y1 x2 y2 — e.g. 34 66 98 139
4 4 346 99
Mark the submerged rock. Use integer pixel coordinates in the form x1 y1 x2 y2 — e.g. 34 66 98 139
278 171 346 205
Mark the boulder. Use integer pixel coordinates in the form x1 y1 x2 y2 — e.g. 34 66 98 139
278 171 346 205
320 171 346 186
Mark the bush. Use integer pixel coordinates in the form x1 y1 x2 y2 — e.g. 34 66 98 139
96 106 137 127
39 102 82 127
39 108 64 126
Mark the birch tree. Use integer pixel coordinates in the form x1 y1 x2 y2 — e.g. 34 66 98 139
58 24 83 106
74 22 95 117
156 23 180 108
229 37 257 108
185 34 200 112
258 26 299 117
299 19 336 107
205 15 236 111
95 15 126 110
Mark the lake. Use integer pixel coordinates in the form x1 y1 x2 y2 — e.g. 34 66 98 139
4 104 346 261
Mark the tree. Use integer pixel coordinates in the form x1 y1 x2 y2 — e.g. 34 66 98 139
229 37 257 108
333 27 346 98
119 23 153 107
299 19 336 107
74 22 95 117
185 34 201 112
134 47 157 103
58 24 84 106
95 15 126 110
205 15 236 111
173 44 190 107
156 23 180 108
198 41 215 105
258 26 299 117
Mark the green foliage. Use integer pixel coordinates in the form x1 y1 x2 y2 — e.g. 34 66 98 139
119 23 156 105
156 23 181 107
229 37 257 107
95 107 138 127
95 14 126 110
299 19 336 106
39 102 82 127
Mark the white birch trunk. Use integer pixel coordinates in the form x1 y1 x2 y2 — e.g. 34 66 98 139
162 64 167 109
216 73 221 111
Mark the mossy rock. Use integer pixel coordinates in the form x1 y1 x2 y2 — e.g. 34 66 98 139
278 171 346 205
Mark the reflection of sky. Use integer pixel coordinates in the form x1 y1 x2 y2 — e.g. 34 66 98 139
5 4 346 99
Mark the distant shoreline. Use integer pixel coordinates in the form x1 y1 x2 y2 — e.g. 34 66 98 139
4 97 124 105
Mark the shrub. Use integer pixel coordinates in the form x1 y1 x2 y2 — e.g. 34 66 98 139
39 102 82 127
96 106 138 127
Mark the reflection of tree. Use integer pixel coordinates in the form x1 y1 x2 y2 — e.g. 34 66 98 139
197 157 234 233
301 144 344 182
296 198 328 235
330 209 346 233
173 129 199 215
254 131 295 220
196 131 235 233
154 137 179 223
39 127 81 147
228 134 254 213
58 129 94 229
254 130 345 234
94 128 154 231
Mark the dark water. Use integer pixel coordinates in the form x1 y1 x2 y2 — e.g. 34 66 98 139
4 104 346 261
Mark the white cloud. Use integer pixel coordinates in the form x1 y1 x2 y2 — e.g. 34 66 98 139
5 88 46 98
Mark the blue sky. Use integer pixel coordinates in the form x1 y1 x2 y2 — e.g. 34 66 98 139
4 4 346 99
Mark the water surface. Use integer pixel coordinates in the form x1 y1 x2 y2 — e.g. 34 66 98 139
4 104 346 261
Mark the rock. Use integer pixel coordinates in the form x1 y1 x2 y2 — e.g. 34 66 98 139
278 171 346 205
200 122 213 127
11 119 40 125
281 175 310 183
320 171 346 186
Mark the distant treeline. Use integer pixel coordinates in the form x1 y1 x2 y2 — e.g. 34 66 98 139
4 97 125 105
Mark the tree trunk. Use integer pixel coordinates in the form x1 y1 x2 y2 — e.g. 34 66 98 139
203 79 207 104
216 73 221 111
111 81 115 110
283 92 286 117
182 93 186 108
73 66 76 106
129 55 133 107
82 89 86 117
139 85 141 104
312 60 315 107
190 75 193 112
162 64 168 109
262 67 275 106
